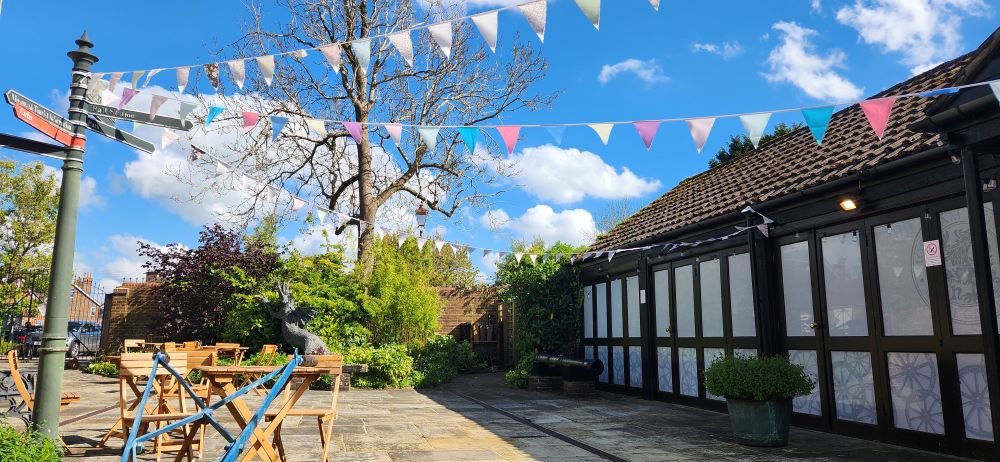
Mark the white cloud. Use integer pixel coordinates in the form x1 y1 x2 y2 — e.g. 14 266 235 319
483 205 597 247
502 144 661 205
764 21 864 102
41 165 106 210
691 41 744 59
598 59 668 85
836 0 991 74
811 0 822 12
93 234 171 288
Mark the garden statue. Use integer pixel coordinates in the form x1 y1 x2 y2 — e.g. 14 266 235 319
269 283 330 354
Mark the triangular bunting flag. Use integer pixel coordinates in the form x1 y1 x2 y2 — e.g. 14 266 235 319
384 123 403 146
518 0 547 42
316 208 328 224
991 81 1000 106
291 49 308 58
546 126 566 145
471 11 498 53
417 127 440 150
343 121 364 144
227 60 246 90
204 63 220 90
859 97 896 140
633 121 661 150
649 0 660 10
108 72 123 92
756 223 770 238
130 70 144 90
100 89 120 106
388 32 414 66
215 161 231 177
555 253 564 261
497 126 521 154
434 240 446 252
160 128 179 149
205 106 225 126
178 102 197 120
589 123 614 145
458 127 478 153
739 112 772 148
292 197 307 212
483 248 493 258
417 237 427 251
148 94 167 119
119 88 139 108
607 251 617 262
428 22 453 59
685 117 716 153
350 39 371 73
801 106 835 145
574 0 601 30
256 55 275 86
398 235 407 248
319 44 342 71
176 68 189 93
143 69 161 87
271 116 288 141
189 145 205 162
514 252 524 264
306 118 327 136
529 254 538 265
242 112 260 132
375 227 385 239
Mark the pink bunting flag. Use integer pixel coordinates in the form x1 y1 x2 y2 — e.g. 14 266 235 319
148 94 167 119
685 118 716 153
633 121 661 150
384 123 403 146
119 88 139 108
496 126 521 155
291 197 307 212
859 97 897 140
242 112 260 132
343 121 363 144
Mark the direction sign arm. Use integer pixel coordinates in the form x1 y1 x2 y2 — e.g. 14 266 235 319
0 133 66 156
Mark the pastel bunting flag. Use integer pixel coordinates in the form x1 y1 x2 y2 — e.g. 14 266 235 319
319 44 342 71
739 112 772 148
607 251 616 262
457 127 478 153
227 60 246 90
176 68 189 93
256 55 275 86
143 69 161 87
514 252 524 264
801 106 835 145
270 116 288 141
529 254 538 265
589 123 614 145
518 0 547 43
205 106 225 126
204 63 220 90
546 126 566 145
242 112 260 132
130 71 144 90
428 22 453 59
859 97 896 140
375 227 385 239
148 94 167 119
497 126 521 154
119 88 139 108
316 208 328 224
100 89 119 106
384 123 403 146
685 117 716 153
388 32 414 66
350 39 371 73
471 11 498 53
920 88 959 97
649 0 660 10
178 102 197 121
215 161 231 177
633 121 661 150
343 121 364 144
417 237 428 251
434 240 446 252
160 128 179 149
483 249 493 259
574 0 601 30
417 126 440 150
306 118 327 136
109 72 123 92
291 197 307 212
398 235 407 248
991 81 1000 105
189 145 205 162
291 49 308 58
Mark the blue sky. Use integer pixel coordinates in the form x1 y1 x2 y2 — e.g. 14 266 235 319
0 0 996 289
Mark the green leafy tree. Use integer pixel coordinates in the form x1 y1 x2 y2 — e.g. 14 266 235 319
281 246 368 351
361 237 440 346
709 122 801 168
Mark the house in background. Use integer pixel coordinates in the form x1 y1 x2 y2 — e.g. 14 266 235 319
579 27 1000 460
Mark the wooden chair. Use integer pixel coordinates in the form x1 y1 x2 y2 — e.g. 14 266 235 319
117 352 199 462
5 350 80 450
123 339 145 353
163 349 215 458
213 342 244 364
266 354 343 462
181 341 199 349
237 344 279 395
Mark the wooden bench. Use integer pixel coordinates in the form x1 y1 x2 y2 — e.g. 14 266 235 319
5 350 80 449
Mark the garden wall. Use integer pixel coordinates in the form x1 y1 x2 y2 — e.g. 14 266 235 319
435 287 506 364
98 278 166 353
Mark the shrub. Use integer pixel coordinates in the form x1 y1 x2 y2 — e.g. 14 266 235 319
505 353 535 389
361 239 439 347
0 419 61 461
282 248 368 352
704 354 814 401
83 361 118 378
345 344 415 388
411 335 486 388
0 340 18 355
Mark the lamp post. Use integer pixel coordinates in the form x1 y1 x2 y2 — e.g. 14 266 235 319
415 203 429 237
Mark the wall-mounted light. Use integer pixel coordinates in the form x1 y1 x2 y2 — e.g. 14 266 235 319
839 198 858 211
984 178 998 193
950 152 961 164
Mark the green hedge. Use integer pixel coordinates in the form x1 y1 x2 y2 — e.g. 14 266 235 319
704 354 814 401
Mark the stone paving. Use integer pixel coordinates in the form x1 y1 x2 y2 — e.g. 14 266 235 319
1 360 973 461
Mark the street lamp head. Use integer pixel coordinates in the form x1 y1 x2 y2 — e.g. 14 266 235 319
415 203 429 228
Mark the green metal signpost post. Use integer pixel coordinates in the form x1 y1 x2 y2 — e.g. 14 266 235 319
30 32 98 441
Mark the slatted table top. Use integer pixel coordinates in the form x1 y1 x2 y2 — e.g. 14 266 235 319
198 365 342 376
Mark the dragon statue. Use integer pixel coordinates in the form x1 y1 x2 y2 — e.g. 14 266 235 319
268 282 329 355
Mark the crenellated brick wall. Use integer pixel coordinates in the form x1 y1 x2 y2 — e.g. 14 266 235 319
98 280 166 353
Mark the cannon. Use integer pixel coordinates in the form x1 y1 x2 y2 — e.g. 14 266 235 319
533 354 604 381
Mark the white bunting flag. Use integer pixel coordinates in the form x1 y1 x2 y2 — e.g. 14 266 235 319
398 235 407 248
607 251 616 262
319 44 342 71
256 55 275 86
428 22 453 59
100 89 120 106
685 117 716 153
514 252 524 264
143 69 161 87
227 60 246 90
109 72 123 92
483 248 493 259
417 127 440 150
149 94 167 119
316 208 328 224
292 197 307 212
384 123 403 146
388 32 414 67
161 128 179 149
131 71 144 90
417 237 427 251
649 0 660 10
178 102 197 121
574 0 601 30
215 161 231 177
739 112 772 149
176 67 190 93
589 123 614 145
350 39 371 73
435 240 446 252
757 223 770 238
529 254 538 265
471 11 498 53
306 118 327 136
518 0 547 43
375 227 386 239
291 49 308 58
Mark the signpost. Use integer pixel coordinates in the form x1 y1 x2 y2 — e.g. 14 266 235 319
85 102 193 131
4 90 77 147
85 116 155 154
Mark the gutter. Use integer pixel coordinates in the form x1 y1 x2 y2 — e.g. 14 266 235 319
910 93 1000 133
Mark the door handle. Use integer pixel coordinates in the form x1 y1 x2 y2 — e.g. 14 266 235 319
665 326 672 334
809 322 821 330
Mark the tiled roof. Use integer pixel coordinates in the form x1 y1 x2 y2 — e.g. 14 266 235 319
592 38 987 251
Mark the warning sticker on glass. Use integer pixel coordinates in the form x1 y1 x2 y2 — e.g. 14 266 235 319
923 240 942 267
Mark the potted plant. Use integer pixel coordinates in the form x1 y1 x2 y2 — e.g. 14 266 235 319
704 354 814 447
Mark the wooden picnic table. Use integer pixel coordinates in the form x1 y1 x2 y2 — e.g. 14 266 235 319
204 345 250 364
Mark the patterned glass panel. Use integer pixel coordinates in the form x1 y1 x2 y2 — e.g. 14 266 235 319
700 259 724 337
612 346 625 385
958 353 993 441
596 283 608 338
627 276 641 338
654 270 671 338
823 232 869 337
629 346 642 388
703 348 725 400
585 346 594 361
598 346 609 383
583 285 594 338
729 253 756 337
611 280 623 338
657 347 673 392
781 241 815 336
789 350 821 415
679 348 698 396
874 219 932 336
675 266 696 338
887 352 943 434
940 206 1000 335
831 351 877 424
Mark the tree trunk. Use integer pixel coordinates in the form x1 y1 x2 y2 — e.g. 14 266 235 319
357 127 376 280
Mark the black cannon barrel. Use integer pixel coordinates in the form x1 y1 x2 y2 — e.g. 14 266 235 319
534 354 604 378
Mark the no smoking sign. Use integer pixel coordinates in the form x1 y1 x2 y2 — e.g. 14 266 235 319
923 240 942 267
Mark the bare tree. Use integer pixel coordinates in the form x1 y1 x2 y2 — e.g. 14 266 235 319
190 0 552 277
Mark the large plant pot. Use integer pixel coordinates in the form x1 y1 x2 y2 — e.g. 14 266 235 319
726 398 792 447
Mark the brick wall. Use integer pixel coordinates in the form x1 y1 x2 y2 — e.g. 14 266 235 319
436 287 505 364
98 280 166 353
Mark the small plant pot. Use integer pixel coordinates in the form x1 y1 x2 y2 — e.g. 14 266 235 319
725 398 792 447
